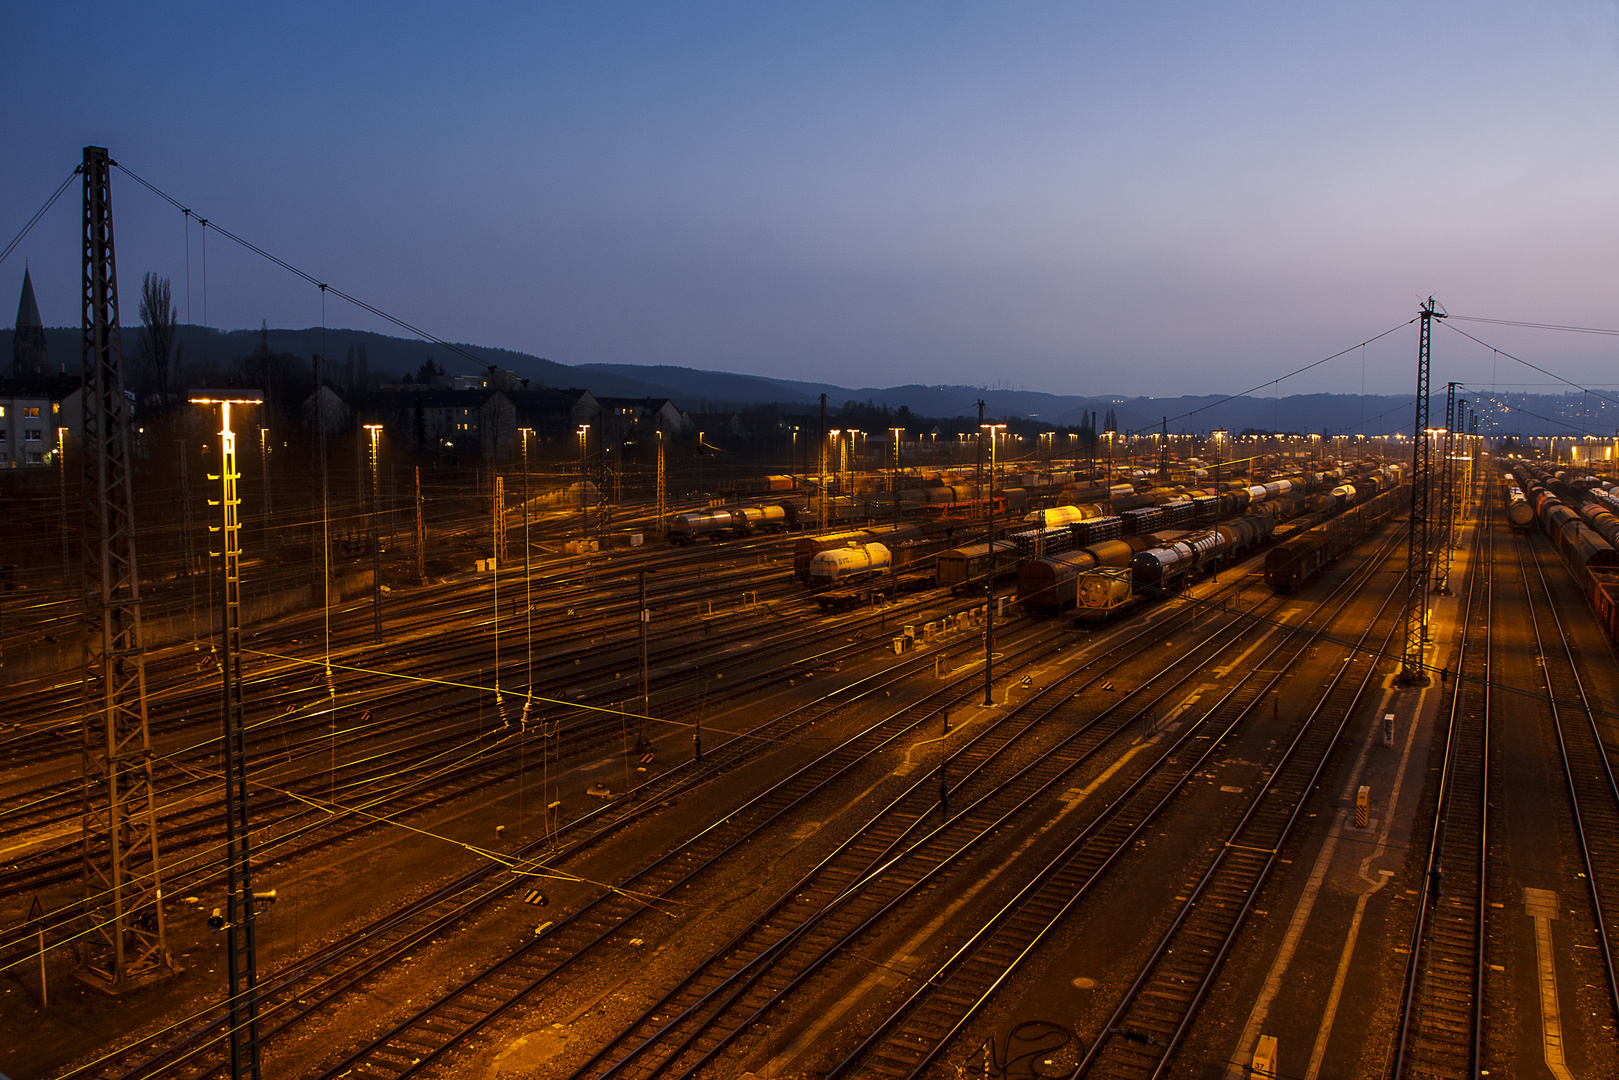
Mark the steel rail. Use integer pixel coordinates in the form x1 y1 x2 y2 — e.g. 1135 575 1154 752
568 568 1305 1079
1064 526 1410 1077
832 523 1408 1078
1517 524 1619 1024
1389 496 1491 1078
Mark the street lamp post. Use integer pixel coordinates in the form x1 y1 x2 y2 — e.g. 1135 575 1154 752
889 427 904 618
364 424 382 643
189 390 267 1080
56 426 69 584
257 426 271 551
577 425 589 541
520 428 534 688
981 423 1006 707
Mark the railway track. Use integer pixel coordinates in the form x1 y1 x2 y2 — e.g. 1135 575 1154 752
239 558 1275 1079
280 524 1393 1079
1390 501 1490 1078
61 618 1064 1080
826 516 1410 1078
1516 524 1619 1029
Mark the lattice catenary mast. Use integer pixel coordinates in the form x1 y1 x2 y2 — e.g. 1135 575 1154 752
1401 297 1443 683
78 144 173 990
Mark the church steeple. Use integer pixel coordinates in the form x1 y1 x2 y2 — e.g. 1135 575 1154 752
12 268 47 376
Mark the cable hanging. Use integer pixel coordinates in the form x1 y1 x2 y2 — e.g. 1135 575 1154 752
0 168 80 268
1443 321 1619 413
110 159 571 404
1119 319 1415 438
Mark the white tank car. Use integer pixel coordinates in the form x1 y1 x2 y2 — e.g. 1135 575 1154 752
1023 503 1103 527
808 542 893 583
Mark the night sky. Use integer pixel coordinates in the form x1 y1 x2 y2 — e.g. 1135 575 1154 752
4 2 1618 397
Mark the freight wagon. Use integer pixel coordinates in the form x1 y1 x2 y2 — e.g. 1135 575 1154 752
1263 486 1403 592
937 539 1022 593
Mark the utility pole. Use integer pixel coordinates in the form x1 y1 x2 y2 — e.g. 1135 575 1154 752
638 569 650 750
1401 297 1443 684
982 420 1006 708
258 426 271 552
1435 383 1456 596
57 428 70 584
365 425 382 642
78 145 173 992
976 401 989 707
889 427 903 622
520 429 533 688
818 394 828 531
313 353 331 685
655 426 666 535
596 413 609 543
1159 416 1170 479
414 466 426 585
493 475 502 718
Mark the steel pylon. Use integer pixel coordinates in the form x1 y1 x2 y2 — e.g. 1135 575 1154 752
1401 297 1444 682
78 144 173 991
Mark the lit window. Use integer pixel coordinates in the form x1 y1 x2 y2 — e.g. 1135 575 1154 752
23 406 40 418
51 403 59 414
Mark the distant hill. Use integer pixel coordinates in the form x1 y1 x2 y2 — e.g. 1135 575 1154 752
7 324 1611 437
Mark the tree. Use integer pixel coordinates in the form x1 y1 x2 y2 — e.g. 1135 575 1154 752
138 272 179 403
416 357 445 385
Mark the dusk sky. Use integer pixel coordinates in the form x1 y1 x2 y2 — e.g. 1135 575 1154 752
5 2 1619 399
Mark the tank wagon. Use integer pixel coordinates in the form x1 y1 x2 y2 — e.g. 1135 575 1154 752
808 541 944 608
1016 537 1152 614
1022 504 1105 528
807 542 891 585
1131 530 1226 591
1505 486 1535 532
666 503 799 544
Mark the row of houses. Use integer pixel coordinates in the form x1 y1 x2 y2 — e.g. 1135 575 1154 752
346 383 693 461
0 372 715 469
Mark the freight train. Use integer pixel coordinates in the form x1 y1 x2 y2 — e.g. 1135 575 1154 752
1132 517 1276 592
665 503 800 543
1263 485 1406 592
1505 462 1619 652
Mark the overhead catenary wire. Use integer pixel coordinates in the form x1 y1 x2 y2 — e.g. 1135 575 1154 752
0 168 79 268
1457 385 1599 437
1443 321 1619 414
1448 314 1619 337
1118 319 1415 438
110 159 580 408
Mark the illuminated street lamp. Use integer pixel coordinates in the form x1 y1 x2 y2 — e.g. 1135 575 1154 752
188 389 268 1080
364 424 383 643
519 428 534 687
56 426 70 582
829 430 843 497
980 422 1007 708
577 425 590 538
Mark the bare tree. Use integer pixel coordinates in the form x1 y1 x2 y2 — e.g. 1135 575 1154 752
138 272 179 404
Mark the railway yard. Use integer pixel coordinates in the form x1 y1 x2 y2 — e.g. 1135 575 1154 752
3 453 1619 1080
